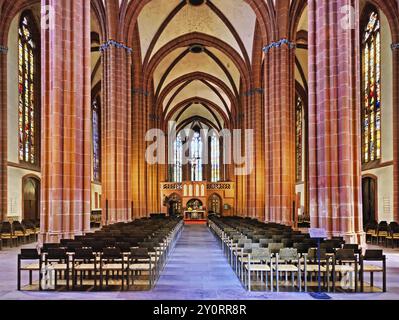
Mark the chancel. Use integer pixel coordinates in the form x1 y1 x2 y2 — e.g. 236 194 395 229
0 0 398 301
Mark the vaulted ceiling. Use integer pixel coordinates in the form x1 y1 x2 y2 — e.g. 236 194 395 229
137 0 257 131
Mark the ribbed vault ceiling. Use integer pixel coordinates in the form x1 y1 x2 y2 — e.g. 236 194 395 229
137 0 257 130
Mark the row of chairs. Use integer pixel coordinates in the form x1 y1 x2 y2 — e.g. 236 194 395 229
209 216 387 293
0 220 39 249
17 217 183 291
365 221 399 248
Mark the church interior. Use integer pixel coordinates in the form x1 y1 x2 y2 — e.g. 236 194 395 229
0 0 399 301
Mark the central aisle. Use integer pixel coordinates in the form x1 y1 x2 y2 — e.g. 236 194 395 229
150 224 248 299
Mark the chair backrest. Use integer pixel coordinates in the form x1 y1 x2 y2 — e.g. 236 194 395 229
42 243 61 252
102 248 122 259
307 248 328 261
294 243 311 254
343 244 361 254
116 242 131 252
363 249 384 261
66 242 83 252
268 243 284 254
74 248 95 260
259 239 272 248
250 248 271 261
130 248 149 259
46 248 68 260
0 222 12 233
278 248 298 262
237 239 252 247
335 249 356 262
20 249 40 259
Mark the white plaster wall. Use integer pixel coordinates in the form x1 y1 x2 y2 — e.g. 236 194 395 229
7 167 41 220
363 166 394 222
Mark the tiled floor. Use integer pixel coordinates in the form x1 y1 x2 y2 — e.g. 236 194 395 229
0 225 398 300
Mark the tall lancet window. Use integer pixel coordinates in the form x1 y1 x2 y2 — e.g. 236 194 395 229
92 97 101 182
191 132 203 182
362 10 381 164
173 135 183 183
18 12 38 165
211 134 220 182
295 96 303 182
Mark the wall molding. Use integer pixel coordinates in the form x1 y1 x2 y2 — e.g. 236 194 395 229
263 39 296 53
7 161 41 173
100 40 132 54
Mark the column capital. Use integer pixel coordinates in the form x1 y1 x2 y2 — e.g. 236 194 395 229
100 40 133 54
392 43 399 50
0 45 8 54
263 39 296 53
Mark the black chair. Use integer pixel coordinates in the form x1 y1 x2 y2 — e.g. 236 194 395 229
128 248 153 290
385 225 399 248
72 248 97 289
343 244 362 255
360 250 386 292
41 248 70 290
100 248 126 290
332 249 358 292
66 242 83 253
0 222 17 247
17 249 40 290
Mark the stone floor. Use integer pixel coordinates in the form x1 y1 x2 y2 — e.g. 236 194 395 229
0 224 398 300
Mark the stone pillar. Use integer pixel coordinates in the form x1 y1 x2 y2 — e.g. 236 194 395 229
41 0 91 242
308 0 364 243
263 39 296 226
0 46 7 222
101 39 133 224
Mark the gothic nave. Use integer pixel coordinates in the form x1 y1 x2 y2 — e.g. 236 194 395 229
0 0 399 304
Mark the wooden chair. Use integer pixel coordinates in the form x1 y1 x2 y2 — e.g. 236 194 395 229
128 248 154 290
385 226 399 248
41 248 70 290
245 248 273 292
99 248 126 290
0 222 18 247
274 248 302 292
17 249 40 290
360 249 386 293
301 248 331 292
72 248 97 290
332 249 358 292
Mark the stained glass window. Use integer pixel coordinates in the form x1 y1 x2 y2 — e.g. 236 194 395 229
173 135 183 183
362 11 381 164
18 13 37 165
92 97 101 182
190 132 203 182
211 134 220 182
295 96 303 182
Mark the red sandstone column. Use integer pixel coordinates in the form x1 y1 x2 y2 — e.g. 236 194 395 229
308 0 364 243
263 44 296 225
41 0 91 242
100 0 133 224
0 48 7 222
